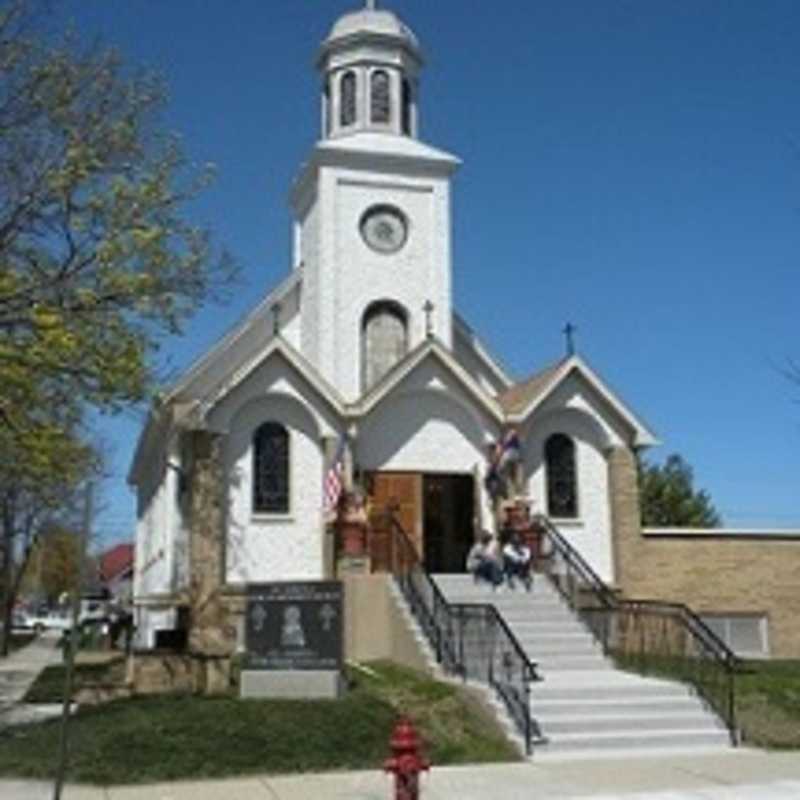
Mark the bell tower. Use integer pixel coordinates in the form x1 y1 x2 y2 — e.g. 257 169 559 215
291 4 460 401
318 0 422 140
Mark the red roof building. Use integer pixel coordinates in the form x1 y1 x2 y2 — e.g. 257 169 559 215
99 543 134 585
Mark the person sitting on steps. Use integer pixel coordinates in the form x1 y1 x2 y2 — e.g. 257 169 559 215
465 532 503 589
503 532 533 591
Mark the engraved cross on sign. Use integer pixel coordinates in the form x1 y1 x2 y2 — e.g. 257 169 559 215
250 603 268 632
319 603 337 632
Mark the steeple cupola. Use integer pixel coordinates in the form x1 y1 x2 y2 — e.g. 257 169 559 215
317 2 423 139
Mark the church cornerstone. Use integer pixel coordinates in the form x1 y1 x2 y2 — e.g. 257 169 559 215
187 430 235 691
606 445 642 591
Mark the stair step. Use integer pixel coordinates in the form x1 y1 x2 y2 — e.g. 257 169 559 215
516 635 595 648
433 581 561 600
521 647 603 661
456 599 561 608
517 638 598 650
504 621 588 633
534 697 703 715
535 728 731 755
537 711 724 735
532 654 609 668
442 596 568 609
514 633 599 648
429 573 732 758
500 613 580 625
534 682 694 702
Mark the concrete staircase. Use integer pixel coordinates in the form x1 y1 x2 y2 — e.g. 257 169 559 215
433 573 733 759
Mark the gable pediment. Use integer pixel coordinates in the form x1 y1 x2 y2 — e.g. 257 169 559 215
354 339 505 423
503 356 658 448
200 339 346 434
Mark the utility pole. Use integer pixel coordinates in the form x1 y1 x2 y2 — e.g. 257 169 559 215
53 481 92 800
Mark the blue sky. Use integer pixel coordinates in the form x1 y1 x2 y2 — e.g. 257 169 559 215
50 0 800 540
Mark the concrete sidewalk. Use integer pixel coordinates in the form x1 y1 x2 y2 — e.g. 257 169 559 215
0 632 64 728
1 749 799 799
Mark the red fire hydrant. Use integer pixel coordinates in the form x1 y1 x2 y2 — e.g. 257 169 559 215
384 716 430 800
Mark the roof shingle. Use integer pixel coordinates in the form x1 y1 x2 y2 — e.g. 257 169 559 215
497 360 565 415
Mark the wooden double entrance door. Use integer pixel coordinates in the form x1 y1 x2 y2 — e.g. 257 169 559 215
368 471 475 573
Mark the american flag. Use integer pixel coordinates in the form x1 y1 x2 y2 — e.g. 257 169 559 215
323 434 347 515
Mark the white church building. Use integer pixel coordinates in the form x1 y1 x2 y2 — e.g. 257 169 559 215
129 3 662 651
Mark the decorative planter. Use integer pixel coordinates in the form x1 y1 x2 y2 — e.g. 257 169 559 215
338 520 367 557
505 499 532 530
336 492 369 557
524 519 548 568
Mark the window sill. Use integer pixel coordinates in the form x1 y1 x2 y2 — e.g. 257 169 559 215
250 514 295 524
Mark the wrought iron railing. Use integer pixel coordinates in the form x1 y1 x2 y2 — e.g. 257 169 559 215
536 514 740 744
449 603 542 747
379 511 540 754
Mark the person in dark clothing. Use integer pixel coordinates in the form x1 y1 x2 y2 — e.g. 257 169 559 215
465 532 503 588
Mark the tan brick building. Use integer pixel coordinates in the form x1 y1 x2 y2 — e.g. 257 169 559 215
609 446 800 658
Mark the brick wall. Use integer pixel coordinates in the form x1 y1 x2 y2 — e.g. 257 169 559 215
608 446 800 658
620 531 800 658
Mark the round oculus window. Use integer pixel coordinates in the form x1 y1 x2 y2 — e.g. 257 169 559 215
360 205 408 254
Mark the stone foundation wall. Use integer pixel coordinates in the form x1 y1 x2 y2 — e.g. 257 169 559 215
187 431 237 658
127 651 232 696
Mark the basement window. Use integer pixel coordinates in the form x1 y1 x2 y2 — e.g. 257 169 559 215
700 614 769 658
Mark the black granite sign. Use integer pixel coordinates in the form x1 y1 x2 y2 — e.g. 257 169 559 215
245 581 343 671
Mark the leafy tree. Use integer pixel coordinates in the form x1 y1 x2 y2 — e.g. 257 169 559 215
20 524 84 605
0 0 234 652
638 453 721 528
0 438 94 654
0 0 234 455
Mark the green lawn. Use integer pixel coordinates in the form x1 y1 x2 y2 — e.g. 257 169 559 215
23 656 125 704
736 660 800 749
0 660 519 784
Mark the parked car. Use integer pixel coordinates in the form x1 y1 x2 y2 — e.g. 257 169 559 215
21 609 73 634
79 597 109 624
10 610 33 630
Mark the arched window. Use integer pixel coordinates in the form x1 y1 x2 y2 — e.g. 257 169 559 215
545 434 578 518
371 70 391 124
401 79 412 135
340 71 357 128
252 422 289 513
362 301 408 391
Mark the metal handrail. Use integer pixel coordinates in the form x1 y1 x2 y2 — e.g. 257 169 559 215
536 513 740 743
536 514 616 608
382 511 540 754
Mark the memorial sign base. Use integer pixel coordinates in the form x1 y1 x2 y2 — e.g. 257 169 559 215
240 669 343 700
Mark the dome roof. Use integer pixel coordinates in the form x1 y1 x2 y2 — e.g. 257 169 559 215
324 9 420 52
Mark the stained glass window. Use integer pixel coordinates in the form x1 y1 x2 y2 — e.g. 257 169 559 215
362 301 408 391
253 422 289 513
340 71 357 127
545 434 578 518
371 70 391 124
